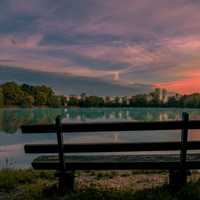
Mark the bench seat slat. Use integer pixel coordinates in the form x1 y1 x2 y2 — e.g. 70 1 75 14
32 154 200 170
25 141 200 153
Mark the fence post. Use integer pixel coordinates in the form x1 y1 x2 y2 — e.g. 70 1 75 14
180 112 189 185
56 115 74 194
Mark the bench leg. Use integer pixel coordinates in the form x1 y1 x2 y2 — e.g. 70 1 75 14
169 170 188 190
58 171 75 194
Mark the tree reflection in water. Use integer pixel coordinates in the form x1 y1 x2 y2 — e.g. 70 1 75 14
0 107 200 134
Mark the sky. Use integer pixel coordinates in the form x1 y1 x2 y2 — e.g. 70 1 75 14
0 0 200 94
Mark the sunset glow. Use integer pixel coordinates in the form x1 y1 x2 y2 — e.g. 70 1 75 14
155 78 200 95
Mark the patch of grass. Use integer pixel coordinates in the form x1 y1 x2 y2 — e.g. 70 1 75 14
61 184 200 200
63 182 200 200
131 170 167 175
0 169 54 192
87 171 96 177
1 169 200 200
75 171 81 177
95 171 117 180
120 172 130 177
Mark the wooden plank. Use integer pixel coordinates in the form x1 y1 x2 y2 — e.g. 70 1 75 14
31 154 200 170
180 112 189 184
21 120 200 134
21 124 56 133
32 161 181 170
56 116 65 171
24 141 200 154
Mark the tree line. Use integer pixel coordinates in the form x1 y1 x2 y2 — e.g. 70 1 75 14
1 82 200 108
0 82 65 107
67 90 200 108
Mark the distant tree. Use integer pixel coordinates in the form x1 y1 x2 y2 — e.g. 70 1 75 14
130 94 148 107
47 96 62 107
21 84 34 95
68 96 80 106
83 96 104 107
167 96 179 107
34 91 47 106
122 96 128 107
20 94 34 107
59 96 67 106
113 96 120 107
33 85 55 106
104 96 112 107
80 92 87 100
34 85 54 96
2 82 24 105
181 93 200 108
149 88 161 106
0 87 4 107
2 81 200 108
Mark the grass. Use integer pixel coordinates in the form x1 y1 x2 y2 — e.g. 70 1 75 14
1 169 200 200
95 171 117 180
0 169 54 192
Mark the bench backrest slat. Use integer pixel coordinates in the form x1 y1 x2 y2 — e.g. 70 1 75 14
24 141 200 154
21 120 200 134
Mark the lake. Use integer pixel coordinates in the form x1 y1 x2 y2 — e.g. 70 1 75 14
1 107 200 168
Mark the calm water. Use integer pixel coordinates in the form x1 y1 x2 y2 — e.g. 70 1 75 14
1 107 200 168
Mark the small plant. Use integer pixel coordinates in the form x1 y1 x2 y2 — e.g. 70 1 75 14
0 169 54 192
95 171 117 180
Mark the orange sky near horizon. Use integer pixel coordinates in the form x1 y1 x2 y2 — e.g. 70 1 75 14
155 77 200 94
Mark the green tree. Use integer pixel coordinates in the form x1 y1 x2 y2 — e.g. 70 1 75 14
167 96 178 107
21 84 34 95
2 82 24 105
83 96 104 107
33 85 55 106
47 96 62 107
0 87 4 107
130 94 148 107
150 88 161 106
113 96 120 107
58 95 66 106
20 94 34 107
34 92 47 106
68 96 80 106
122 96 128 107
181 93 200 108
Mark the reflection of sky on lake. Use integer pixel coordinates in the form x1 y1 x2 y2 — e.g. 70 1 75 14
1 107 200 168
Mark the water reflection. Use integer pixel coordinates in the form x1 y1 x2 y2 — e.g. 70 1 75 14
1 108 200 168
1 108 200 134
0 108 65 134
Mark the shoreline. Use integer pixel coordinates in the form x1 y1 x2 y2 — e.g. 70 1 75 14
1 106 200 109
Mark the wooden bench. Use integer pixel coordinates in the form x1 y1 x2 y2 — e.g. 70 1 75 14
21 112 200 193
